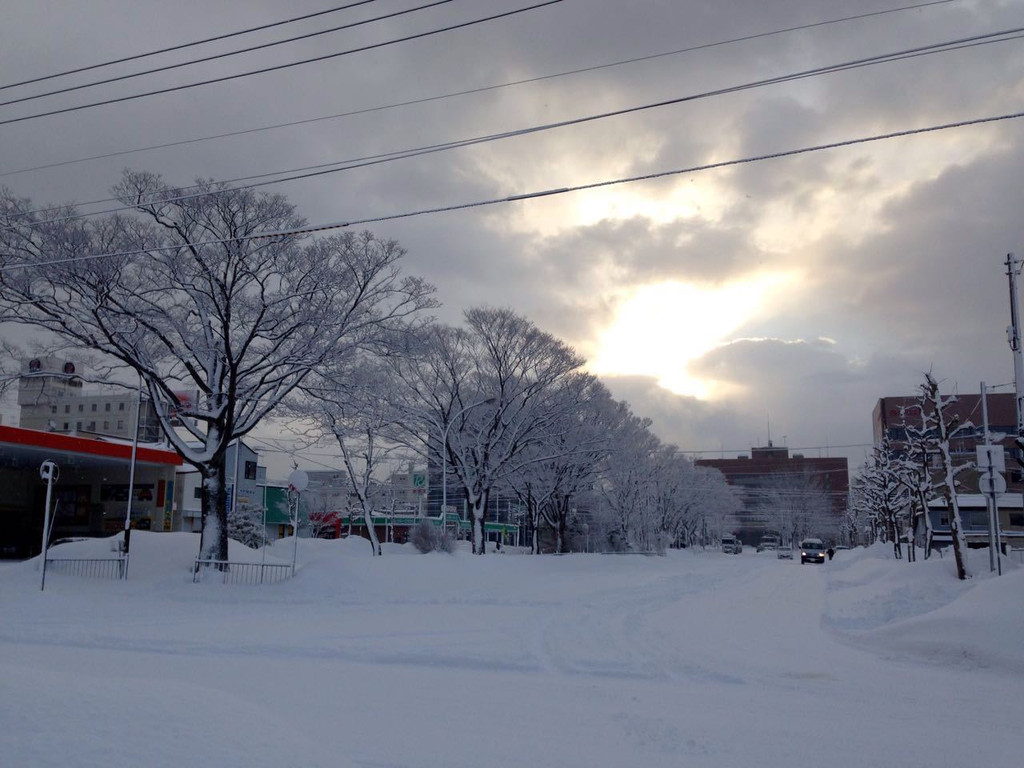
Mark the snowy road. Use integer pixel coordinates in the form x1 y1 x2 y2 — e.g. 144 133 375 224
1 534 1021 767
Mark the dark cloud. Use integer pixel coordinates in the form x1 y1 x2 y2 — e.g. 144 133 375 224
3 0 1022 470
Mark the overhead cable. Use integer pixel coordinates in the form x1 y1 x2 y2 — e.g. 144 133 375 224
5 106 1022 273
0 0 959 179
19 26 1024 226
0 1 380 92
0 0 564 128
0 1 455 109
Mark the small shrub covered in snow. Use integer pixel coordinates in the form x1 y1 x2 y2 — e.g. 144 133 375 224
411 519 454 553
227 504 265 550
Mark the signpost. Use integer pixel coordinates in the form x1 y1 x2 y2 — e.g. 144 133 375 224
39 460 58 591
287 469 308 576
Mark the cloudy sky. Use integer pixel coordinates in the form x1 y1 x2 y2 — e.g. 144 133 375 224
2 0 1022 474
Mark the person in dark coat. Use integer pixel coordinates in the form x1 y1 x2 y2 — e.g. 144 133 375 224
827 546 835 561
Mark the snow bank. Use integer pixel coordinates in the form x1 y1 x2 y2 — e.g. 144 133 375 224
824 544 1024 674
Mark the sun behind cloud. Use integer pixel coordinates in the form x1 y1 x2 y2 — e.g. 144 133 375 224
590 274 796 399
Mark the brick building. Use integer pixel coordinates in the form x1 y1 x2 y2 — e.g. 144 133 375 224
697 443 849 546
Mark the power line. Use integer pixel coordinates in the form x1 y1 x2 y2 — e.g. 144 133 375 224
5 105 1022 273
0 1 455 110
19 26 1021 226
0 0 960 179
0 1 564 128
0 1 380 93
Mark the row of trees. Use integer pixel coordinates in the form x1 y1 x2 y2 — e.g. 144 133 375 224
1 171 739 562
850 372 973 579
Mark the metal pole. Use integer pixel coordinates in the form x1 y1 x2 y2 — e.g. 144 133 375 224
291 489 299 577
123 376 142 578
981 382 998 572
439 397 497 535
260 501 267 584
441 420 450 533
231 438 241 517
39 462 57 591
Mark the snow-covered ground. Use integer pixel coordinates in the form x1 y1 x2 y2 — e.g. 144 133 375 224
1 534 1021 768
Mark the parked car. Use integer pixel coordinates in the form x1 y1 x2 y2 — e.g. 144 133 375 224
777 545 793 560
721 535 742 554
799 538 826 564
757 535 779 552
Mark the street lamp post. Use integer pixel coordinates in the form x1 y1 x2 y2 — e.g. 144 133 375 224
440 398 496 534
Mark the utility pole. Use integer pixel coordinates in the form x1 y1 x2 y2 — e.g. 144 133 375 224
1005 253 1024 464
979 382 1004 574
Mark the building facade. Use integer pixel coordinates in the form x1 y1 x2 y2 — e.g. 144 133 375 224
0 425 182 558
697 443 849 546
18 357 162 441
873 392 1022 486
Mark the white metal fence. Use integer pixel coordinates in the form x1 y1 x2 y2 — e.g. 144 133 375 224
192 559 293 585
44 556 127 580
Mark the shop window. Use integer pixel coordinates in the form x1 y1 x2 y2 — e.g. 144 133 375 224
1010 513 1024 527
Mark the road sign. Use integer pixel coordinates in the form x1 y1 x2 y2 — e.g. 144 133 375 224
979 471 1006 495
288 468 309 493
976 445 1006 472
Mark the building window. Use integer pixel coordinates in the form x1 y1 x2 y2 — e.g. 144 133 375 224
1010 513 1024 527
117 420 124 429
103 421 109 430
63 422 69 430
194 487 203 500
64 404 70 414
50 406 57 414
91 403 97 412
87 421 95 431
76 421 82 430
105 403 111 412
119 402 125 411
244 460 257 480
77 404 83 413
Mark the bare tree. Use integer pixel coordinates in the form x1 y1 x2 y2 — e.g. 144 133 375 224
389 308 584 554
300 361 413 556
0 172 434 565
859 435 913 559
920 372 973 580
509 374 619 553
595 410 661 551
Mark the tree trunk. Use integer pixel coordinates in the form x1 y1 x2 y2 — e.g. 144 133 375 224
362 502 381 556
471 492 487 555
199 462 229 564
